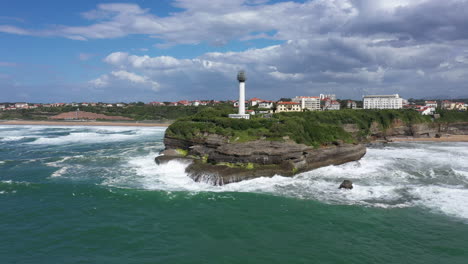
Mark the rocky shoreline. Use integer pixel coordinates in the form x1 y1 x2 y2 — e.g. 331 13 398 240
156 135 366 185
155 120 468 185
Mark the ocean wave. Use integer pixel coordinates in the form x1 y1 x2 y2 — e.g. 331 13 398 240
28 128 163 145
6 125 466 220
0 125 165 145
0 136 30 142
99 143 468 220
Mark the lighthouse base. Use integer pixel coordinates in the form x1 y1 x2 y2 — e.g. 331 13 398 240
228 114 250 119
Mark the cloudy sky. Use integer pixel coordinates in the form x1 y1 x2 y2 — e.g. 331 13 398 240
1 0 467 102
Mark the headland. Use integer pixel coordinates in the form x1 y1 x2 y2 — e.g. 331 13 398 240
156 108 468 185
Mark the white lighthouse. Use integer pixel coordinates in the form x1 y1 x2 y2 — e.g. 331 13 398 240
229 70 250 119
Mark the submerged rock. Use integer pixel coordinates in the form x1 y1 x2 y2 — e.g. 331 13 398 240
339 180 353 189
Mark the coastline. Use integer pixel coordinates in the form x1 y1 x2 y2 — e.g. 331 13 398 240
388 135 468 142
0 120 171 127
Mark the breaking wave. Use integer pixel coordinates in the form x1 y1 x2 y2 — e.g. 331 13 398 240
2 125 467 220
103 142 468 220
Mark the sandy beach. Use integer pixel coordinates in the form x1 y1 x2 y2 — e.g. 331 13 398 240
0 120 171 127
389 135 468 142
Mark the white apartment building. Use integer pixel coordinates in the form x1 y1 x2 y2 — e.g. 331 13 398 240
363 94 404 109
292 96 321 111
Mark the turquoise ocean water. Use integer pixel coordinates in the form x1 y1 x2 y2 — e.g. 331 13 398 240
1 125 467 264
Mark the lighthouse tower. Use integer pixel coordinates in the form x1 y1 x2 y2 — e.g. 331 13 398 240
229 70 250 119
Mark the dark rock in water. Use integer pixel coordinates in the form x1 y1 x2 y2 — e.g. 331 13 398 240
339 180 353 189
157 134 367 185
160 149 182 157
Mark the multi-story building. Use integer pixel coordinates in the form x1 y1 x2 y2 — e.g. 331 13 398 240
329 100 341 110
292 96 321 111
363 94 404 109
441 100 454 110
15 102 29 109
276 101 302 113
258 101 273 109
425 101 438 108
322 99 341 110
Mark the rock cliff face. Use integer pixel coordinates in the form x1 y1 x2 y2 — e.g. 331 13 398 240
156 135 366 185
344 121 468 139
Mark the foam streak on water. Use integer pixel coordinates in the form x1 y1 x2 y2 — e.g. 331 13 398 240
116 142 468 220
1 125 468 220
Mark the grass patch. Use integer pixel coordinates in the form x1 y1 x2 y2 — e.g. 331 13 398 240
217 162 256 169
176 148 189 156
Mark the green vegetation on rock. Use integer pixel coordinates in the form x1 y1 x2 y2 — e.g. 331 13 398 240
437 110 468 122
166 108 434 147
175 148 189 157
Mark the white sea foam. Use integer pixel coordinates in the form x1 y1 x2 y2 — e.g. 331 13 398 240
50 167 69 177
10 125 466 220
0 125 165 145
28 127 164 145
102 142 468 220
0 136 29 142
0 180 30 185
45 156 79 167
411 185 468 219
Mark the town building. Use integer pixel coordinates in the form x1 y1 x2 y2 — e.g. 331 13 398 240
347 100 357 109
454 102 467 111
328 100 341 110
363 94 404 109
292 96 321 111
177 100 191 106
258 101 273 109
15 102 29 109
441 100 454 110
425 101 438 108
276 101 302 113
246 109 255 115
418 106 435 115
149 101 165 106
249 98 263 107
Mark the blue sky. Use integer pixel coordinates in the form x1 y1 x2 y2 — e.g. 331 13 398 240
1 0 468 102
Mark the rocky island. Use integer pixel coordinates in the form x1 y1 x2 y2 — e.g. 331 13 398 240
156 108 468 185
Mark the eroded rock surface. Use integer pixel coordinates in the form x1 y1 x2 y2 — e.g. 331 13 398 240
156 135 366 185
